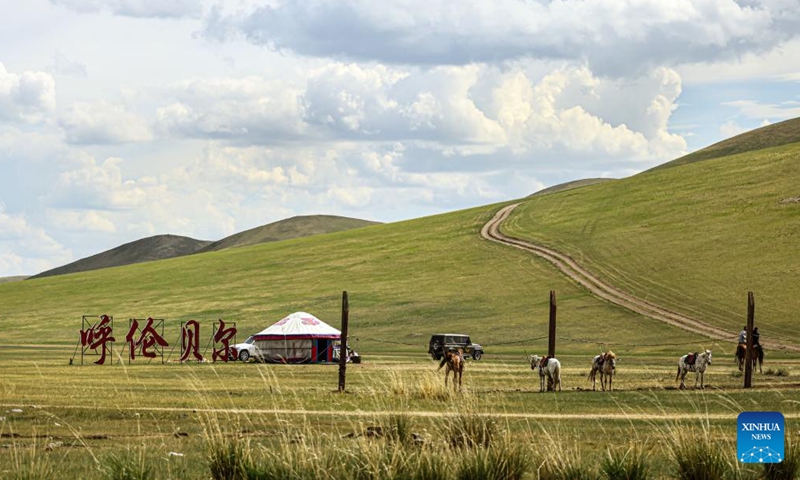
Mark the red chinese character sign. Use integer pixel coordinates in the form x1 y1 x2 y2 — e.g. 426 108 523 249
80 315 115 365
179 320 203 362
77 317 237 365
125 317 168 363
213 319 237 362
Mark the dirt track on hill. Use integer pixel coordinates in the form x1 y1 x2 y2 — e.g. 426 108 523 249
481 204 800 353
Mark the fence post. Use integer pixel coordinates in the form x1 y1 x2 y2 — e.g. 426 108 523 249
744 291 754 389
338 291 349 393
548 290 557 358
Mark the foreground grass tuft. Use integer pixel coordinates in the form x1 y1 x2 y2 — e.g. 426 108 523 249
763 438 800 480
669 429 734 480
207 437 252 480
103 451 154 480
7 442 56 480
600 446 651 480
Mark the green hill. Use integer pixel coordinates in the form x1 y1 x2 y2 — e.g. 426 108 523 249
528 178 615 197
651 117 800 171
198 215 380 253
0 204 694 355
30 234 211 279
503 139 800 345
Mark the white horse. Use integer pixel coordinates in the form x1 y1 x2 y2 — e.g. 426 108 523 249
589 351 617 391
676 350 712 389
530 354 562 392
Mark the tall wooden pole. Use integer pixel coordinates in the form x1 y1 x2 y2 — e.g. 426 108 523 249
338 291 349 393
548 290 557 358
546 290 558 392
744 291 755 389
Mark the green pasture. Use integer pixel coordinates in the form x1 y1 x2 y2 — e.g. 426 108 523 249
2 350 800 479
504 142 800 344
0 202 712 357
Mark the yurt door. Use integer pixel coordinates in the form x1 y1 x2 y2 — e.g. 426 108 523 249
316 340 330 362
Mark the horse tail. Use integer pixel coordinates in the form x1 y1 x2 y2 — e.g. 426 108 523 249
437 355 447 371
675 365 681 382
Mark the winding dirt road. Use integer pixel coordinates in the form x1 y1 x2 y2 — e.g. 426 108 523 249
481 203 800 353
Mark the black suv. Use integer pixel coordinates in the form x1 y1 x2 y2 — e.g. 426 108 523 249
428 334 484 360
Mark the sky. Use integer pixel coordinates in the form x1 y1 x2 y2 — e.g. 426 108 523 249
1 0 799 277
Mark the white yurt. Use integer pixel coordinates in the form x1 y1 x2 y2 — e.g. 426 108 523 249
252 312 341 363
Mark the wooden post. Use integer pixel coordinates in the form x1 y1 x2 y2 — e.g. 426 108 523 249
548 290 557 358
744 291 754 389
338 291 349 393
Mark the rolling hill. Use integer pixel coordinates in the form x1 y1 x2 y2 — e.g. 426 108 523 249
528 178 615 197
650 116 800 171
30 234 212 279
198 215 380 253
503 120 800 345
2 119 798 355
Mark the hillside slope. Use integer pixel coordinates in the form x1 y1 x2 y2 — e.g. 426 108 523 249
198 215 380 253
503 140 800 345
31 235 211 279
0 276 28 284
0 205 697 354
529 178 615 197
651 117 800 171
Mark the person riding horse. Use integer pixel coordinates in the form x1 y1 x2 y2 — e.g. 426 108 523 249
438 348 465 370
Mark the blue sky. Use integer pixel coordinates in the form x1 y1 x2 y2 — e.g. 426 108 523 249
1 0 799 277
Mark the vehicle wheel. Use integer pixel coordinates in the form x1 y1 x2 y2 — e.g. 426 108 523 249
239 350 250 362
472 351 482 361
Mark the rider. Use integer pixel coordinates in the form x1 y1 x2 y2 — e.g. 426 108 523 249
752 327 760 347
738 326 747 344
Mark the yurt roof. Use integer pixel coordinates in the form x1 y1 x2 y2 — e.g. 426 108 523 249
253 312 340 339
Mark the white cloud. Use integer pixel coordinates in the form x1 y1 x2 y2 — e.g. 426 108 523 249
60 101 153 144
202 0 800 75
156 76 306 143
0 63 56 124
50 0 202 19
721 99 800 119
49 51 88 77
719 119 748 139
46 209 117 233
47 154 153 210
0 205 72 276
155 63 686 164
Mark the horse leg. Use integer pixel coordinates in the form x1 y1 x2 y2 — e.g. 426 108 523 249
608 370 612 392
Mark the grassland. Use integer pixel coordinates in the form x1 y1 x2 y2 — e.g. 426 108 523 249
0 203 703 357
3 349 800 479
504 141 800 346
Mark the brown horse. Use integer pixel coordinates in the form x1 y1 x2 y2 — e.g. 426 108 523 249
736 343 764 373
438 349 464 391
